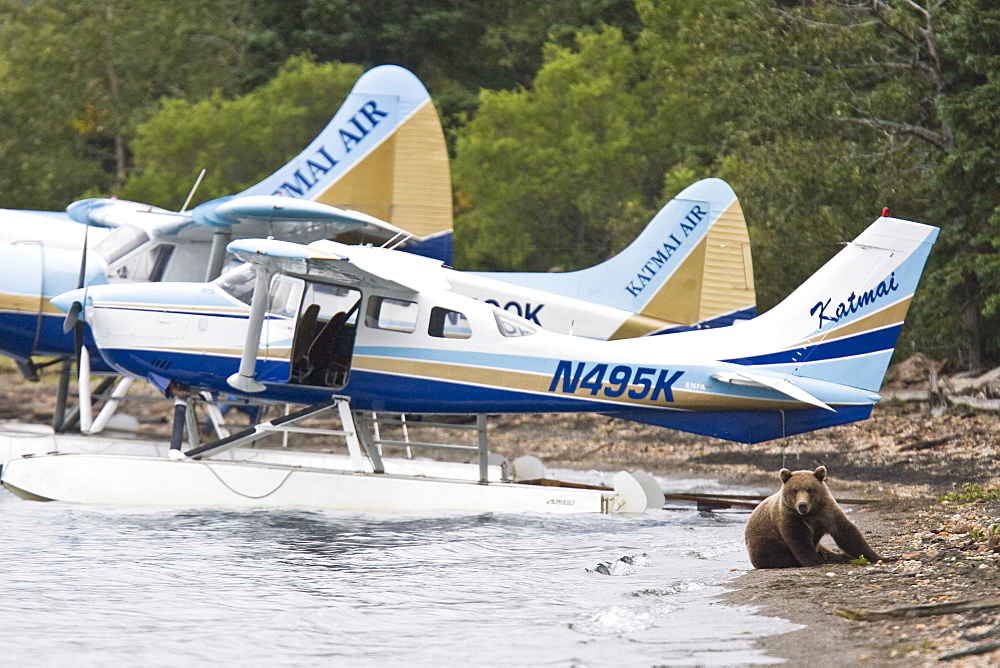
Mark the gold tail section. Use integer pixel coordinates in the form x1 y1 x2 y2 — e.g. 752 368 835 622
610 199 756 339
314 101 453 240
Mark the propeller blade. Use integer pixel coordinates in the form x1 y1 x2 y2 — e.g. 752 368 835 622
74 322 84 370
63 301 82 334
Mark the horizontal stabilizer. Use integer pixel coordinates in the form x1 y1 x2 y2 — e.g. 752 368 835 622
710 371 834 411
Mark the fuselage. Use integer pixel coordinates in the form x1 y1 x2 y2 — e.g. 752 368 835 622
69 268 878 445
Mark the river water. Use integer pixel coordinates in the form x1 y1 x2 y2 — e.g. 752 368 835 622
0 471 798 666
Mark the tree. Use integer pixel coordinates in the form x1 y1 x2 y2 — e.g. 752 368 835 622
930 0 1000 370
121 58 364 209
452 27 673 271
241 0 642 131
0 0 253 208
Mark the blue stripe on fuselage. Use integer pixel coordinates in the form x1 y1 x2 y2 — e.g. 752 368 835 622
723 324 902 366
0 311 115 372
602 404 873 444
99 346 873 444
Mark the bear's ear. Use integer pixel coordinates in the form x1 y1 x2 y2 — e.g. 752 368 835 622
814 466 827 481
780 469 792 483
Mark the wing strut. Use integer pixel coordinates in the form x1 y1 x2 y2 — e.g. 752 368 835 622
183 396 381 473
227 262 270 393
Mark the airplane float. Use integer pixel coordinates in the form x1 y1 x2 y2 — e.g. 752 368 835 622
0 211 937 514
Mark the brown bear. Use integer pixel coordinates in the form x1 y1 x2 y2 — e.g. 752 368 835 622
744 466 881 569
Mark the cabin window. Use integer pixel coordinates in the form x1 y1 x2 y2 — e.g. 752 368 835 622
429 307 472 339
366 296 418 333
495 311 536 338
268 275 304 318
214 263 256 305
146 244 175 282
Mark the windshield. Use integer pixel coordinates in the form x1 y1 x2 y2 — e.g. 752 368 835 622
91 224 151 265
494 310 536 338
214 263 256 305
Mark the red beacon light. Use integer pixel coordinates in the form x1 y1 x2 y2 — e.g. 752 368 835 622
882 207 890 217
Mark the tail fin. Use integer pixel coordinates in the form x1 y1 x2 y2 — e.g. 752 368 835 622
241 65 453 262
608 215 938 443
707 215 939 393
472 178 756 336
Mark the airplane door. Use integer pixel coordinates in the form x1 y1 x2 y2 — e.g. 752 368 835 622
287 282 360 388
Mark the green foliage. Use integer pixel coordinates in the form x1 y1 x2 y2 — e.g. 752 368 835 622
927 0 1000 369
121 58 364 209
938 483 1000 503
849 555 871 567
3 0 1000 366
452 27 670 271
241 0 642 131
639 0 945 311
0 0 253 208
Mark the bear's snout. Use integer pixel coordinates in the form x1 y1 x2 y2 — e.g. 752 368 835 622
794 491 811 515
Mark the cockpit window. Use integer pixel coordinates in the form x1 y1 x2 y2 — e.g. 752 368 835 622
495 311 536 338
91 224 151 265
214 263 256 305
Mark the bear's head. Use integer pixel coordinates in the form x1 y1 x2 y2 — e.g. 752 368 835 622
778 466 828 516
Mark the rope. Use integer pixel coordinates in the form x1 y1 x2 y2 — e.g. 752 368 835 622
203 463 296 499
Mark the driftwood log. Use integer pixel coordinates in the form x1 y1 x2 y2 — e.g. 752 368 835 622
833 596 1000 621
883 355 1000 414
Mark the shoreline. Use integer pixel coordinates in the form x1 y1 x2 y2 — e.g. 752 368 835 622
480 410 1000 666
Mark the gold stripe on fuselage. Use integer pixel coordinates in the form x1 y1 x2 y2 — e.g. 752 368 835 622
0 292 54 314
353 354 825 411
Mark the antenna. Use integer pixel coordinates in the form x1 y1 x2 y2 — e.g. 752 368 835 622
180 168 207 213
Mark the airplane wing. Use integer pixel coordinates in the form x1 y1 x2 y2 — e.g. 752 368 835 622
227 238 450 294
67 195 411 244
66 198 176 229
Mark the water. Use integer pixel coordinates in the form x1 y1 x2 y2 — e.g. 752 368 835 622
0 472 798 666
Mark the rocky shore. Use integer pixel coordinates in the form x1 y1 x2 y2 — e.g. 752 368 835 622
2 361 1000 665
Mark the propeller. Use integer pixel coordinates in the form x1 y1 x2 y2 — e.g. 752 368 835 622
53 221 93 433
70 217 91 364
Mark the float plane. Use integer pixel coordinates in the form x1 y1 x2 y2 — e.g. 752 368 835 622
0 64 454 384
0 60 754 429
0 212 936 513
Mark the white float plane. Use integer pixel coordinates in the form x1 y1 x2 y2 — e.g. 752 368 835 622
0 212 936 514
0 61 754 428
0 64 454 384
